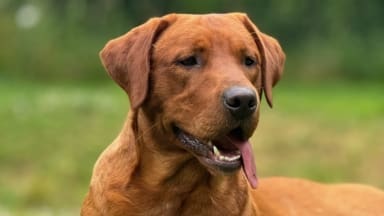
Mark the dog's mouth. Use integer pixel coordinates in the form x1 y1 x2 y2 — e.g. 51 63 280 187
173 126 258 188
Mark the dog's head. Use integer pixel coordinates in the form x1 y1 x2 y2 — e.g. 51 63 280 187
100 13 285 188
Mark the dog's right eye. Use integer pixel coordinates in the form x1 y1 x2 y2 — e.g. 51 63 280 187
178 56 199 67
244 56 257 67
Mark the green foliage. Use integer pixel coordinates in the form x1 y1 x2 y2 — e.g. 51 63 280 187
1 0 384 81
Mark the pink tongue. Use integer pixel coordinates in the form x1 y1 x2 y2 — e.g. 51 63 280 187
229 138 258 189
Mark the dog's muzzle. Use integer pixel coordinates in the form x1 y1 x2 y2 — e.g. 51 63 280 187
173 126 258 188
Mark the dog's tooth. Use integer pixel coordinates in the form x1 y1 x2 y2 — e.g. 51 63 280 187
217 155 241 162
226 155 241 161
232 155 241 160
213 145 221 156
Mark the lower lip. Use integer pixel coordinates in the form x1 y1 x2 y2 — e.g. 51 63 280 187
174 126 242 173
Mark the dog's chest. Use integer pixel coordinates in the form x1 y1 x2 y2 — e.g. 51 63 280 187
139 192 252 216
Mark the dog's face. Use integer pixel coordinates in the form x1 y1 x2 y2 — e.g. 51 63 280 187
100 13 285 188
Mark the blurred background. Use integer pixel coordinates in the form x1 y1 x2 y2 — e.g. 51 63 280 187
1 0 383 215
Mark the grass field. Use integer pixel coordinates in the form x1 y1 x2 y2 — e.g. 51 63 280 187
1 80 383 215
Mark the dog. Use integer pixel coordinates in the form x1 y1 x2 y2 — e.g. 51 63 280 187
81 13 384 215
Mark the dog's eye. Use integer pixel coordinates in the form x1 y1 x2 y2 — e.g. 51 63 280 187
244 57 257 67
178 56 198 67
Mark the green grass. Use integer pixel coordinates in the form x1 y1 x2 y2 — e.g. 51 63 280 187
0 80 128 214
0 80 383 214
255 81 384 185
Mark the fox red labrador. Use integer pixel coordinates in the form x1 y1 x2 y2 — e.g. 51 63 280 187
81 13 384 215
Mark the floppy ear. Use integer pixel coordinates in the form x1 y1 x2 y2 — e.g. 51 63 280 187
100 18 169 110
230 13 285 108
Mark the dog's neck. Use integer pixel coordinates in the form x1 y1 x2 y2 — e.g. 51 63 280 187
113 110 258 215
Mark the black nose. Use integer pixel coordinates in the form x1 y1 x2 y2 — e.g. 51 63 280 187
223 87 257 119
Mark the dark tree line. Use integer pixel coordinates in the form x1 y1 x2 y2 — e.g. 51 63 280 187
1 0 383 81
